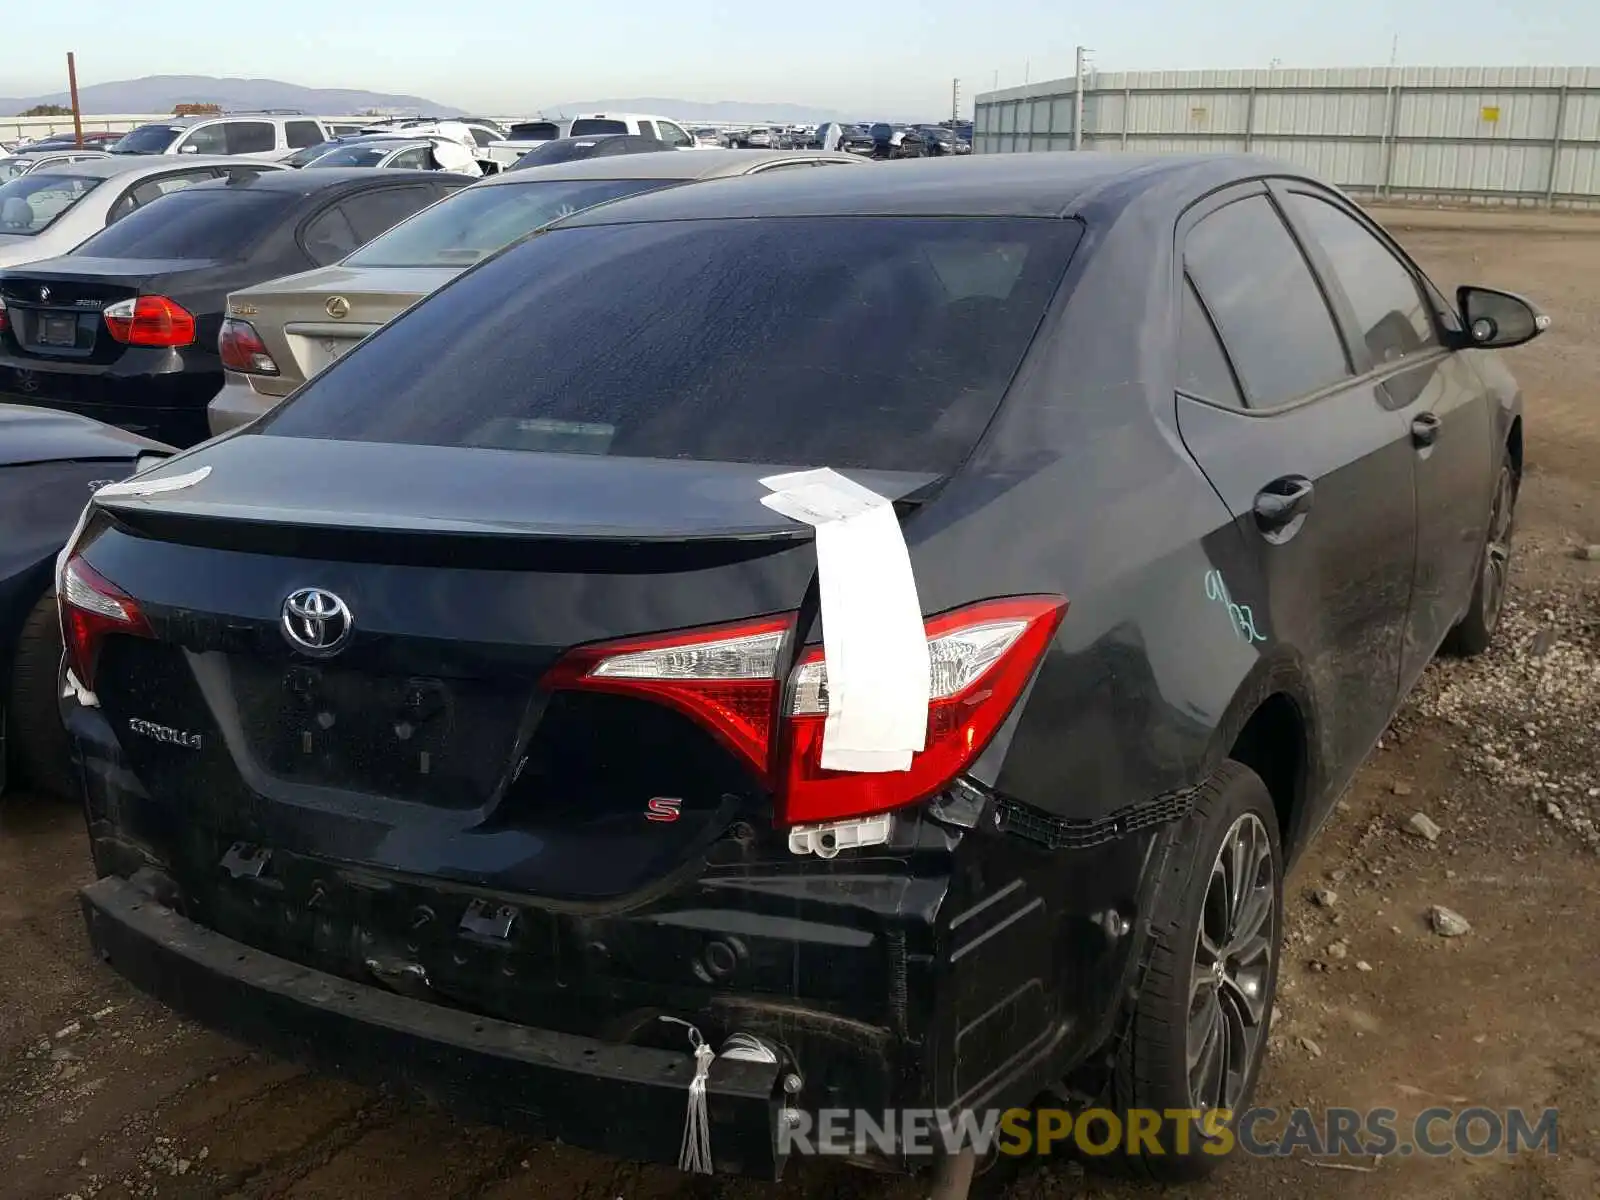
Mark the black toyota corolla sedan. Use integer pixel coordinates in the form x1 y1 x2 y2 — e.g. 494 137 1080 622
60 155 1544 1191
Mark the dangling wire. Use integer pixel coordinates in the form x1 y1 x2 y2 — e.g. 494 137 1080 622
660 1017 716 1174
657 1020 781 1175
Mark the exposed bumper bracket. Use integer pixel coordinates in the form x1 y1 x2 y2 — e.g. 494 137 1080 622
80 875 785 1178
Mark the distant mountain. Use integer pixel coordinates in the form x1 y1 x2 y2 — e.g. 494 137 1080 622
543 97 860 125
2 75 463 118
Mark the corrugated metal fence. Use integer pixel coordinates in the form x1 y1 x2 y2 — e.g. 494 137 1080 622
973 66 1600 209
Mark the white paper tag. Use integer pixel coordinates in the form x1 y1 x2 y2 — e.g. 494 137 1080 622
760 468 929 774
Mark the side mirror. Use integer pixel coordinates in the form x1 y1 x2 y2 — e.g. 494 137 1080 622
1457 286 1550 350
178 142 200 154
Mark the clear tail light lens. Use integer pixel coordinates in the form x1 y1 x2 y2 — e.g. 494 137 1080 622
103 296 196 348
59 555 153 689
539 616 793 777
539 596 1066 828
218 317 280 375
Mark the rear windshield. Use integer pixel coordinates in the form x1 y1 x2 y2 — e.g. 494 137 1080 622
286 140 339 167
308 146 391 168
343 178 680 268
508 122 560 140
70 189 294 260
509 138 626 168
264 216 1082 473
570 118 628 135
111 125 182 154
0 173 102 235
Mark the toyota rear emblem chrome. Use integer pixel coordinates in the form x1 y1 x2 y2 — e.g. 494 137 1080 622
38 286 50 302
325 296 350 319
281 588 353 656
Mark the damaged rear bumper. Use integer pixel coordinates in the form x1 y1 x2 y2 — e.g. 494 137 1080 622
80 875 786 1178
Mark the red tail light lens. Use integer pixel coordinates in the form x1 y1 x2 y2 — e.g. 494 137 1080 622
540 595 1066 828
103 296 196 348
779 596 1066 825
58 555 153 690
218 317 280 375
0 296 9 335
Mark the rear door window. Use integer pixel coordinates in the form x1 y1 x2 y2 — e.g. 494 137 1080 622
1177 276 1245 407
386 147 432 170
285 120 325 149
338 186 438 241
1185 194 1350 406
301 205 360 264
636 120 657 139
225 121 276 155
264 216 1083 474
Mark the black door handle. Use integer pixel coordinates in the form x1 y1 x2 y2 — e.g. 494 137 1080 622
1253 477 1315 530
1412 412 1442 447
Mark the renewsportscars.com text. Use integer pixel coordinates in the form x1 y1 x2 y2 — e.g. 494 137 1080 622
778 1106 1560 1159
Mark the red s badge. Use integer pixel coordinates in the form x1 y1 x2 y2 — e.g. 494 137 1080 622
645 797 683 823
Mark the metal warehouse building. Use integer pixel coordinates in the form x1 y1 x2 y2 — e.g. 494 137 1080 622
973 66 1600 208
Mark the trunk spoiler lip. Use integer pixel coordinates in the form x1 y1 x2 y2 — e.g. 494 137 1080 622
90 452 948 546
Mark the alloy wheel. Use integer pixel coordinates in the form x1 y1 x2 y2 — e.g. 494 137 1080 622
1187 812 1275 1114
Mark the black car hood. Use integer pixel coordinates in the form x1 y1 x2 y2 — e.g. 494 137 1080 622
0 403 169 467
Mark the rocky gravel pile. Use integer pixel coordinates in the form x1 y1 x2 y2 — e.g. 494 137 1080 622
1412 582 1600 850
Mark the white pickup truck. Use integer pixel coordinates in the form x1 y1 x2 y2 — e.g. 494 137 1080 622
483 112 699 172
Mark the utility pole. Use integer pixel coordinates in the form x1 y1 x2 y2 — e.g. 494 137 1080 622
67 52 84 148
951 78 960 125
1073 45 1090 150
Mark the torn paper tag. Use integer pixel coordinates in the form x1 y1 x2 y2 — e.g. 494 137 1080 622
761 467 929 773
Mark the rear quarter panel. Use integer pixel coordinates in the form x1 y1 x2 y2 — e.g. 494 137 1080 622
904 186 1306 826
0 458 133 662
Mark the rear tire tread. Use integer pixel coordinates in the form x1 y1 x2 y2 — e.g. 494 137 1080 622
8 592 72 799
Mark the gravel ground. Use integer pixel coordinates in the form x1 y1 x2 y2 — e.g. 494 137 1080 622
0 205 1597 1200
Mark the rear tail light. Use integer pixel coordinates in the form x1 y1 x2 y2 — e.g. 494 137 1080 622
0 295 8 335
103 296 196 348
541 595 1066 828
59 555 153 690
218 317 280 375
540 615 791 775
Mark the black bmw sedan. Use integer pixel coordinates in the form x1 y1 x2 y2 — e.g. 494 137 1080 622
0 169 465 447
61 155 1543 1190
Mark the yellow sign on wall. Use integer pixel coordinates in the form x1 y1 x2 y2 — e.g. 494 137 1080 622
1481 105 1501 123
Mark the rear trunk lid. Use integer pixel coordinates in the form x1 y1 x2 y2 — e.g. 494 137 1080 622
80 434 937 903
229 265 458 396
0 257 218 363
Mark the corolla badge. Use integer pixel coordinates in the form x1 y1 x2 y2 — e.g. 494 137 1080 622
325 296 350 319
281 587 353 655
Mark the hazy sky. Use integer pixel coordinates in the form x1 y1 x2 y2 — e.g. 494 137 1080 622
9 0 1598 116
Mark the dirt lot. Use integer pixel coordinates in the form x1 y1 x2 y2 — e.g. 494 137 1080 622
1 207 1597 1200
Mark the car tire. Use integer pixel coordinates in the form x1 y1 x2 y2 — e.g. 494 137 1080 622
7 591 73 799
1443 457 1516 658
1105 759 1283 1181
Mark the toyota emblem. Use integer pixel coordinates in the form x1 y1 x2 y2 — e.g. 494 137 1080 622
39 286 50 302
325 296 350 319
281 588 353 656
